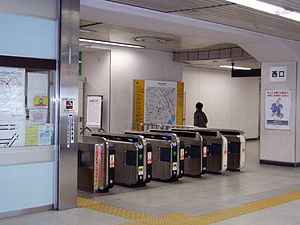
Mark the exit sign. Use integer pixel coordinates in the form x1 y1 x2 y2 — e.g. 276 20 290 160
270 66 287 82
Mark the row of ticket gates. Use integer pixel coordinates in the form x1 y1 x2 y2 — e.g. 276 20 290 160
78 127 246 193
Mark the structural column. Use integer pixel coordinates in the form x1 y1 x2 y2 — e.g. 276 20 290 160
57 0 80 209
260 62 297 166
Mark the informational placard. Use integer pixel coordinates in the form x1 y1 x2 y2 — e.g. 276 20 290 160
86 95 103 128
27 72 48 109
0 67 25 118
0 121 25 148
38 123 53 145
265 90 291 130
270 66 287 82
0 67 26 148
133 80 184 129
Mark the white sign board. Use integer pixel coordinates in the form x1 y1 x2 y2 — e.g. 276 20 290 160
86 95 102 128
265 90 291 130
270 66 287 82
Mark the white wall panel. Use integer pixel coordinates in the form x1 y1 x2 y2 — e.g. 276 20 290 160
83 47 183 132
83 50 111 131
260 62 297 163
0 0 57 19
110 48 183 132
0 162 54 213
183 67 260 139
0 13 56 59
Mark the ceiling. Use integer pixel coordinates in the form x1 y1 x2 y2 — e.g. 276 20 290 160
80 19 228 52
80 19 261 69
104 0 300 42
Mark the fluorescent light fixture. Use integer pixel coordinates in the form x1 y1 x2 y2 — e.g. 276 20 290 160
80 29 93 33
226 0 300 22
220 65 251 70
79 38 144 49
281 11 300 22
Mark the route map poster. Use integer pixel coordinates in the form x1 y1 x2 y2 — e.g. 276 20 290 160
145 80 177 125
133 80 184 129
265 90 291 130
0 67 26 147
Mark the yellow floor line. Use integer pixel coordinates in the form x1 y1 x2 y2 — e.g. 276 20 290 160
194 188 300 224
78 189 300 225
77 197 171 225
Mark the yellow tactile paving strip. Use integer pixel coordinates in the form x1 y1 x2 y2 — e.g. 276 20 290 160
77 189 300 225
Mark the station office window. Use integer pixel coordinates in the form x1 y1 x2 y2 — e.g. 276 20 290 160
0 66 55 150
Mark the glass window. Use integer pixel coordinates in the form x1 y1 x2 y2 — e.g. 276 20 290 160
0 66 55 149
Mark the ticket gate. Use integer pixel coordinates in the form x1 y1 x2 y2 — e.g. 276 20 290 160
150 129 205 176
172 128 227 173
92 133 152 187
125 131 184 181
216 129 246 171
78 136 115 193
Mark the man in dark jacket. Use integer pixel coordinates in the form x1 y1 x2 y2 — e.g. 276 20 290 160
194 102 208 128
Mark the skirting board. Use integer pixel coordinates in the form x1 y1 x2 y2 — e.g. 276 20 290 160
0 205 52 219
260 160 300 167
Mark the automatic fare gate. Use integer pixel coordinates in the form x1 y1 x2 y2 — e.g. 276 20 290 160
150 129 205 177
78 136 115 193
172 128 227 174
125 131 184 181
92 133 152 187
216 129 246 171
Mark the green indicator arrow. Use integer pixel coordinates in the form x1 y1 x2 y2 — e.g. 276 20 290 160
173 151 177 157
139 154 143 160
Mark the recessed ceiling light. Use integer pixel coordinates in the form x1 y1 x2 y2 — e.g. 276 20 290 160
79 38 144 49
226 0 300 22
220 65 251 70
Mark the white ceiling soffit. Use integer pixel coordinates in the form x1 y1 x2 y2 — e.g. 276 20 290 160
103 0 300 42
80 20 242 51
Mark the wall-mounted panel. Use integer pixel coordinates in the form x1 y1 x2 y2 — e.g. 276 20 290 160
0 0 57 19
0 162 54 214
0 13 56 59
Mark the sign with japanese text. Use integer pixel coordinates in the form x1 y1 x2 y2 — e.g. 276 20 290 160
265 90 291 130
270 66 287 82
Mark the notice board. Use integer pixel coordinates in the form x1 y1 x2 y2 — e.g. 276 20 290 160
265 90 291 130
86 95 103 128
133 80 184 129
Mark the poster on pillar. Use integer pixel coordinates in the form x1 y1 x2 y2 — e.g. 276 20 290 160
265 90 291 130
133 80 184 130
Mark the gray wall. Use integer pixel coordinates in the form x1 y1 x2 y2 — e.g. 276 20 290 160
260 62 297 163
82 47 183 133
82 50 111 132
0 0 57 19
183 67 260 139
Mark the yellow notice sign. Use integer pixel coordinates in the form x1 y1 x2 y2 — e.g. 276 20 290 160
25 125 39 146
176 81 184 125
133 80 145 130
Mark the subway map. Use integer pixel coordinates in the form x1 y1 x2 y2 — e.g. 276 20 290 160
0 67 25 147
0 68 25 117
145 81 177 125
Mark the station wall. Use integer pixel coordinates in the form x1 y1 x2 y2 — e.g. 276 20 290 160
183 67 260 139
82 47 184 132
81 50 111 132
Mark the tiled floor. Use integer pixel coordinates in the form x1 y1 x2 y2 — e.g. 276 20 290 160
2 140 300 225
